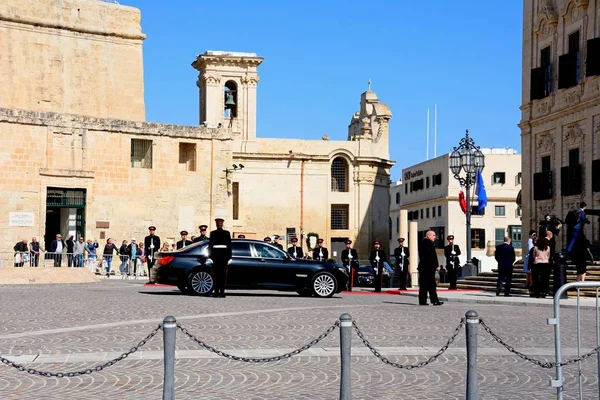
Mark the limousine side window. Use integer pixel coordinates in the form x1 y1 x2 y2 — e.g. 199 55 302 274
253 243 285 259
232 242 252 257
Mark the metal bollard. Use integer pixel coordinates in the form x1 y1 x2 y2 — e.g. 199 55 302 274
339 313 352 400
163 316 177 400
465 310 479 400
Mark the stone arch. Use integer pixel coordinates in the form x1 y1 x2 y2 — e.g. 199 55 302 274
331 156 350 192
224 80 238 119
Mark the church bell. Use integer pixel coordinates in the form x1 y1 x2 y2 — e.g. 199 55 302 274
224 92 236 108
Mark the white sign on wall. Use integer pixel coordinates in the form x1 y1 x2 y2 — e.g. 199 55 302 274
9 212 35 227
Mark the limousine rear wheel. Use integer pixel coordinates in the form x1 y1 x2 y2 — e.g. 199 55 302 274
312 272 337 298
188 270 214 296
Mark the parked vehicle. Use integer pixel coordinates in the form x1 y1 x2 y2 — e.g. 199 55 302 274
356 262 395 287
154 239 349 298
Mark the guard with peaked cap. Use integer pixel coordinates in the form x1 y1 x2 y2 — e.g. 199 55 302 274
444 235 462 289
209 217 231 298
312 238 329 262
193 225 209 243
272 235 284 251
370 240 387 292
341 239 359 289
176 230 192 250
394 237 410 290
287 237 304 259
144 225 161 284
264 236 272 243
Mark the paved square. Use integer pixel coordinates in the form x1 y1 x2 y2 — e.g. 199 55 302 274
0 281 598 399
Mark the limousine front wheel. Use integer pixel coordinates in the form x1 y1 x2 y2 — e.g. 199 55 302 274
312 272 337 298
188 270 214 296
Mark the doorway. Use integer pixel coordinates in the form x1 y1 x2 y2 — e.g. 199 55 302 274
45 188 86 250
331 238 348 264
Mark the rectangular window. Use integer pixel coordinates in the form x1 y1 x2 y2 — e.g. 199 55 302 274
561 164 583 196
471 205 485 216
432 207 436 218
495 228 505 246
541 46 552 96
396 216 399 233
426 208 430 218
431 226 445 249
438 205 442 217
395 192 400 204
331 204 349 230
426 176 430 188
569 148 580 166
516 206 522 217
413 210 418 220
541 155 551 171
407 211 412 220
405 185 408 194
533 170 553 200
509 225 522 249
131 139 152 168
232 182 239 220
516 172 522 185
420 209 423 219
586 37 600 77
471 228 486 249
559 31 580 89
178 143 197 171
495 205 506 216
493 172 506 184
569 30 581 83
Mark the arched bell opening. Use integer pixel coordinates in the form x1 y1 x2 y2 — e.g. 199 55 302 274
224 81 238 119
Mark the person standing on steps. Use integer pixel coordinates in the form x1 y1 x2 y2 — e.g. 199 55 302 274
418 231 443 306
495 236 516 297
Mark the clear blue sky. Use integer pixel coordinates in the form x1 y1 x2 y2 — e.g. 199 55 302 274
123 0 523 181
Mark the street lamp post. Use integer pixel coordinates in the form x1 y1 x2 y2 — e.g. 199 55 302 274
450 130 485 277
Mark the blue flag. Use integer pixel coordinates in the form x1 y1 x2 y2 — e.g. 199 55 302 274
475 169 487 212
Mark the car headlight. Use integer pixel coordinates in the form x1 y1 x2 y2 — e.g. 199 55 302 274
336 265 349 275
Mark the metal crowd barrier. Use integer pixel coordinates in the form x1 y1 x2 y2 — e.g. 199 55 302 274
0 251 148 278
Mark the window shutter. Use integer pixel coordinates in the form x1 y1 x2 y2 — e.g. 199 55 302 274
593 159 600 192
570 164 582 195
531 67 545 100
544 170 553 199
558 53 577 89
586 38 600 77
533 172 542 200
561 166 570 195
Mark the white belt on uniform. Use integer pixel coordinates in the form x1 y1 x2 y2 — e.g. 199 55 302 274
213 245 227 249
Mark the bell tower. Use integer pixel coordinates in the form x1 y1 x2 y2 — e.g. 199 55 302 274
192 51 263 140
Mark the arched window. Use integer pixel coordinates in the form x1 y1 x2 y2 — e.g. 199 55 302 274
331 157 349 192
224 81 238 119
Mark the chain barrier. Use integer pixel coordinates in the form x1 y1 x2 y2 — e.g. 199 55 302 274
177 321 340 363
479 319 600 368
352 318 465 370
0 324 162 377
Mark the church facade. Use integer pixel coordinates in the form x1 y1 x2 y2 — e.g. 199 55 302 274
0 0 393 259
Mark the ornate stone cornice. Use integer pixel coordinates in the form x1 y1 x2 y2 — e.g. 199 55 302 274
561 0 587 20
241 76 260 86
534 0 558 38
201 74 221 85
563 123 584 144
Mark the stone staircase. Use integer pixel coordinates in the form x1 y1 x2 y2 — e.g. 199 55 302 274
441 263 600 297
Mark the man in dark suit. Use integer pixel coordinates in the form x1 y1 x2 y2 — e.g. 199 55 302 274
341 239 359 289
272 235 284 251
287 237 304 258
193 225 208 243
394 237 410 290
418 231 443 306
370 240 387 292
209 218 232 298
176 230 192 250
444 235 461 289
495 236 516 296
49 233 66 267
144 226 161 284
312 239 328 261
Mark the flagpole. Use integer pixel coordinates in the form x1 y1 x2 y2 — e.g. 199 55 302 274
426 109 430 160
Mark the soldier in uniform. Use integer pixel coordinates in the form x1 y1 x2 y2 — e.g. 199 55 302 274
341 239 359 289
272 235 284 250
287 237 304 258
208 218 232 298
312 238 329 261
394 237 410 290
176 230 192 250
144 226 161 284
237 234 246 239
193 225 208 243
370 240 387 292
264 236 272 244
444 235 461 289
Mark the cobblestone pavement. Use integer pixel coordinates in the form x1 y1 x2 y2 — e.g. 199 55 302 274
0 281 598 399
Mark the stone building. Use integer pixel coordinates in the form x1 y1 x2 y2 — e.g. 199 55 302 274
521 0 600 249
0 0 393 258
392 149 522 272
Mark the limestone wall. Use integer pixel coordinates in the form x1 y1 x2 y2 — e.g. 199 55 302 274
0 0 146 120
0 108 232 252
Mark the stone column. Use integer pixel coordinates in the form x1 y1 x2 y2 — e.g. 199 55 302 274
399 209 408 241
409 221 418 285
